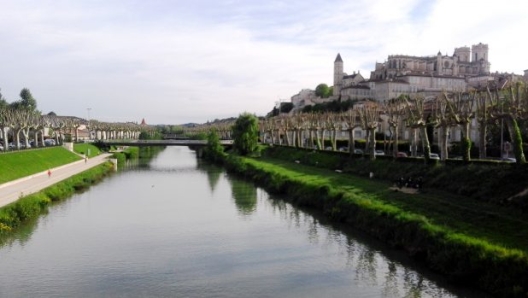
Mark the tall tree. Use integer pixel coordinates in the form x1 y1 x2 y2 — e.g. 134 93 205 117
232 112 259 156
315 83 330 98
403 95 433 161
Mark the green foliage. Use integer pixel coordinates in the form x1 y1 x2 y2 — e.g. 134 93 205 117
9 88 37 111
315 83 330 98
267 102 294 117
0 147 82 184
215 149 528 297
139 131 162 140
232 113 259 156
73 143 101 157
112 152 127 166
124 147 139 159
203 130 225 162
301 99 356 113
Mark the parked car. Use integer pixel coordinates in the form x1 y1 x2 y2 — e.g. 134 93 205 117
500 157 516 163
338 147 348 152
430 153 440 160
44 139 56 146
396 152 408 158
353 149 364 154
374 150 385 156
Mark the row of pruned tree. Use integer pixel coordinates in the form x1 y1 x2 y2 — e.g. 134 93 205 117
0 88 148 151
256 82 527 164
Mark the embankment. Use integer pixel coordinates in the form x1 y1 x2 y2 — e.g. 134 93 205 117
214 148 528 297
0 162 114 237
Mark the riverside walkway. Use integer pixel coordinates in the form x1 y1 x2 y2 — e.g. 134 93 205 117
0 153 113 208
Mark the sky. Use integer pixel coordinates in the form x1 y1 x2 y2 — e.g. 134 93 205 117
0 0 527 125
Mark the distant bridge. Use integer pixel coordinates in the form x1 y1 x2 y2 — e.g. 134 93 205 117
97 139 233 147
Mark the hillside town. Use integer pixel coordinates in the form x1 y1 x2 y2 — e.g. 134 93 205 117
292 43 527 109
285 43 528 157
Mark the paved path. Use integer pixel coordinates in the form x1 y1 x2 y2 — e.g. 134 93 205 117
0 153 113 208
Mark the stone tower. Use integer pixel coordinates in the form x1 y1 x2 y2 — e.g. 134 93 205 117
333 53 343 96
472 43 490 74
472 43 488 62
454 46 470 62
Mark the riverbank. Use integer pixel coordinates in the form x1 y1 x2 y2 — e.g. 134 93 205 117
0 162 114 237
214 150 528 297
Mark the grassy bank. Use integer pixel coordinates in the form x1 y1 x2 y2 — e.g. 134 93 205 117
214 149 528 297
0 147 82 184
263 146 528 210
73 143 102 157
0 162 114 236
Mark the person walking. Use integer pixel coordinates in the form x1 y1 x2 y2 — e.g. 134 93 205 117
47 169 51 178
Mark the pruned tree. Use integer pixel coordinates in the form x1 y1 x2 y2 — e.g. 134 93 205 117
357 103 382 160
445 91 475 162
488 82 527 164
403 95 432 161
385 97 407 158
340 109 361 155
475 88 491 159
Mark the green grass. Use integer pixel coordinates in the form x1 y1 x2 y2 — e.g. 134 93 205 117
249 156 528 253
0 147 82 184
73 143 102 157
220 153 528 296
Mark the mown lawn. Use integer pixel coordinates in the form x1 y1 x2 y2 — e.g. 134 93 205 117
247 156 528 253
73 143 101 157
0 147 81 184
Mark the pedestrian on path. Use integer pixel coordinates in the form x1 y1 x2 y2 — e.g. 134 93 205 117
47 169 51 178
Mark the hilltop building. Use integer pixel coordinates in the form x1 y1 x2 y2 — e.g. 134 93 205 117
292 43 527 110
333 43 494 103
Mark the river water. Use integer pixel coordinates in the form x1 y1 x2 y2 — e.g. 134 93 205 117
0 147 489 298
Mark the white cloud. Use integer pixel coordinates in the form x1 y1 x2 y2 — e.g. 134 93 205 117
0 0 526 124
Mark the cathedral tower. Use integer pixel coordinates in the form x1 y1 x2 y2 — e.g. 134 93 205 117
333 53 343 96
472 43 490 74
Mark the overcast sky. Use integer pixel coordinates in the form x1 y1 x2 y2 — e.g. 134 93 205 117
1 0 526 124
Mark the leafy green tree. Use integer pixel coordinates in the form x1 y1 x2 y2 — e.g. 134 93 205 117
0 88 8 108
204 129 225 162
315 83 330 98
232 112 259 156
11 88 37 111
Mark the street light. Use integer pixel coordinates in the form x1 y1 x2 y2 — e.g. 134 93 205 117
87 108 92 140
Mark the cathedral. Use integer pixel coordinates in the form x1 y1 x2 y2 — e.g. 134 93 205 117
291 43 526 110
332 43 495 103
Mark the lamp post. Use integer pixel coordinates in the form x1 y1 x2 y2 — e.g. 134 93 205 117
87 108 92 140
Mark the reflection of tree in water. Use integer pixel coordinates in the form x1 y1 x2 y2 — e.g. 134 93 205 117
196 160 222 192
0 215 40 248
229 178 257 216
402 268 427 298
355 244 378 286
382 261 401 298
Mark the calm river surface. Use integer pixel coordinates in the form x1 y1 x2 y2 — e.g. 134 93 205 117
0 147 489 298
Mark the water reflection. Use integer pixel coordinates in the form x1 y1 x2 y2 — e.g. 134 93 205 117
229 178 258 216
264 196 487 298
196 160 222 192
0 147 490 297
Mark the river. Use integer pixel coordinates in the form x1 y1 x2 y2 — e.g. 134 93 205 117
0 147 490 297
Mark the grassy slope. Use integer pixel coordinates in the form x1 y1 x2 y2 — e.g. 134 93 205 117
73 143 102 157
246 156 528 254
0 147 81 184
